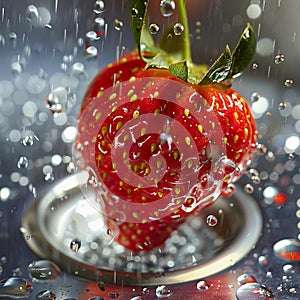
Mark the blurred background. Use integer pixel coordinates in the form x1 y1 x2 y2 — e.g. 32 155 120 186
0 0 300 299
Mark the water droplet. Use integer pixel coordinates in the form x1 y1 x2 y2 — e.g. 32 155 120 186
46 87 68 113
94 17 105 36
273 239 300 261
173 23 184 35
94 0 105 14
222 183 235 197
236 283 274 299
72 62 85 75
142 287 150 294
21 135 34 146
274 54 285 64
196 280 209 290
155 285 172 298
85 46 98 59
278 102 286 110
28 260 61 281
149 23 160 35
244 183 254 194
85 31 99 42
251 92 260 102
252 63 259 70
282 264 296 273
70 239 81 252
17 156 29 169
266 271 272 278
160 0 175 17
35 290 57 300
114 19 123 31
284 79 293 87
131 7 138 16
206 214 218 226
26 5 39 22
96 281 105 291
289 287 297 294
237 274 257 285
256 143 267 155
11 61 23 74
9 32 17 40
258 255 268 265
44 173 55 182
108 292 119 298
0 277 33 298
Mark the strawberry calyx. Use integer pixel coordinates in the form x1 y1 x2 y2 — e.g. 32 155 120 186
130 0 256 85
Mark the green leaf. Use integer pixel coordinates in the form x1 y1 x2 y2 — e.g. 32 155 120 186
130 0 158 61
169 61 189 81
199 45 232 85
230 23 256 78
187 63 208 84
130 0 192 68
145 52 174 70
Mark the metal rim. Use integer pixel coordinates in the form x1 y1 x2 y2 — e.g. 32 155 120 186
22 171 263 286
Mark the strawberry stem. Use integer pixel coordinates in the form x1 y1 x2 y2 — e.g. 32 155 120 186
177 0 191 62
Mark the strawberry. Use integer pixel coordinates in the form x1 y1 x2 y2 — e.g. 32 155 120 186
76 0 257 252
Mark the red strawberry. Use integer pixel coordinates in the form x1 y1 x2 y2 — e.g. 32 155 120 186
75 1 257 252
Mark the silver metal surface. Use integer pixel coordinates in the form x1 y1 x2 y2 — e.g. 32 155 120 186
22 171 263 286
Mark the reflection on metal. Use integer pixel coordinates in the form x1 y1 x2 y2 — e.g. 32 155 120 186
22 171 263 286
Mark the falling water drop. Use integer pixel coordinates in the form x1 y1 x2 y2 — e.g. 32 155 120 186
274 54 285 64
21 135 34 146
94 0 105 14
244 183 254 194
206 214 218 227
114 19 123 31
28 260 61 281
155 286 173 298
26 5 39 23
173 23 184 35
284 79 293 87
46 87 67 114
278 102 287 110
160 0 175 17
236 283 274 299
250 92 260 102
85 46 98 59
0 277 33 298
70 239 82 252
44 173 55 182
17 156 29 169
149 23 160 35
35 290 57 300
85 31 99 42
